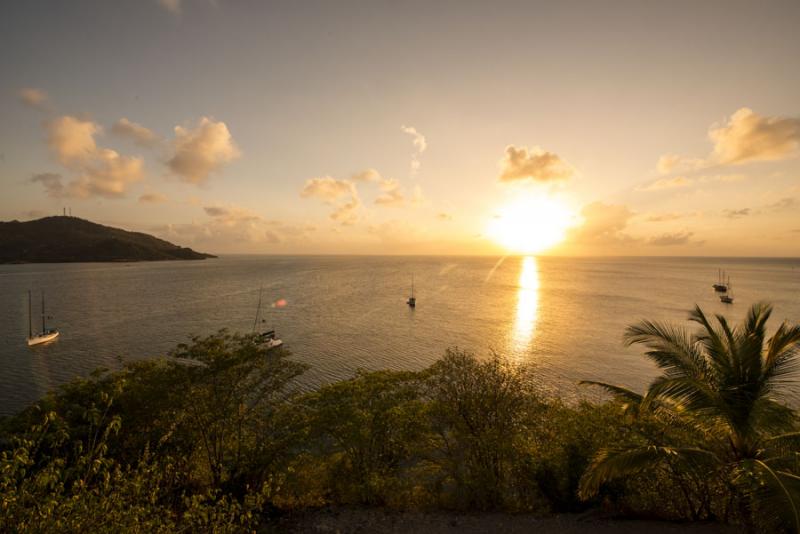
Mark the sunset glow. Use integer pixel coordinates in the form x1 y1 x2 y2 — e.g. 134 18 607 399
487 195 574 254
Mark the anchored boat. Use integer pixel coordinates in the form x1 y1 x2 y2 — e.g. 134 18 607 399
27 290 59 346
407 274 416 308
253 286 283 349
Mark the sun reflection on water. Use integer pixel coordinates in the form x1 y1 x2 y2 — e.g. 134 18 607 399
513 256 539 351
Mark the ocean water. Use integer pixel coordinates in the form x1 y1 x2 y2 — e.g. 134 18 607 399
1 256 798 415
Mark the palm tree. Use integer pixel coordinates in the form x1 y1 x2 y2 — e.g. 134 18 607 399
579 303 800 529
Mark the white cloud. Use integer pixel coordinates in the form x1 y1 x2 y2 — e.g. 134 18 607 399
18 88 49 110
112 118 159 147
401 125 427 175
498 145 575 183
167 117 241 184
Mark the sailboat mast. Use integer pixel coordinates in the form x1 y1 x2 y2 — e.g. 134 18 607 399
28 290 32 338
411 274 414 298
41 291 46 333
253 285 263 333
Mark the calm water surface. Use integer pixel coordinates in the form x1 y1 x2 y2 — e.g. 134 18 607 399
1 256 799 415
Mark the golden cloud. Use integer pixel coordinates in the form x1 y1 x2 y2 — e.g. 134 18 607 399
168 117 241 184
710 108 800 165
38 115 143 198
498 145 574 183
112 118 159 147
18 88 49 110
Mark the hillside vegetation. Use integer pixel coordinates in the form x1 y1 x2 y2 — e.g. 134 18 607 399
0 216 215 263
1 303 798 532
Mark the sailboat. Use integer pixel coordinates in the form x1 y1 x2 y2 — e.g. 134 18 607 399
712 269 728 292
407 274 416 308
253 286 283 349
720 276 734 304
27 290 59 346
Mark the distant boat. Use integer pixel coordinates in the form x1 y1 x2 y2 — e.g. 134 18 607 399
720 276 734 304
407 274 416 308
253 286 283 349
712 269 728 292
27 290 59 346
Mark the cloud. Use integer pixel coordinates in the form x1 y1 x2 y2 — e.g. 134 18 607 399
167 117 241 184
437 212 453 221
569 202 636 246
159 204 315 249
157 0 181 14
18 88 49 110
722 208 750 219
401 125 427 174
112 118 159 147
37 116 143 198
68 149 144 198
350 168 382 182
656 154 706 175
710 108 800 165
47 115 100 166
30 173 65 198
647 231 695 246
498 145 574 183
645 212 686 222
374 179 404 206
766 197 798 211
139 192 168 204
330 198 361 225
301 176 361 224
301 176 357 201
637 176 692 191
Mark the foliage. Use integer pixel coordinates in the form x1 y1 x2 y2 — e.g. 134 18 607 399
1 304 799 531
580 303 800 530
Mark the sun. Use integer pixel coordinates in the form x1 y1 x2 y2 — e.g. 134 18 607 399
486 194 574 254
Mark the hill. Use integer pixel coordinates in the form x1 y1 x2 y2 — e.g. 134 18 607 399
0 216 216 263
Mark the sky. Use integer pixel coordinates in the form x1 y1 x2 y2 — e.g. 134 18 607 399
1 0 799 256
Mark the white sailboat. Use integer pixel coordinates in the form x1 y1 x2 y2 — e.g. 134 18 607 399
27 290 59 346
253 286 283 349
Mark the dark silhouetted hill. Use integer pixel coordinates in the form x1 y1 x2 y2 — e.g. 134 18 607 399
0 216 216 263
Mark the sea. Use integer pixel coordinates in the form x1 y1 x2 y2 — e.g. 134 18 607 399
1 256 799 416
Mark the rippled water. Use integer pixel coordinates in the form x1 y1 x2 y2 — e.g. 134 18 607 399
1 256 799 415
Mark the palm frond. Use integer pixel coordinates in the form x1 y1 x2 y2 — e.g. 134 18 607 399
689 305 733 381
579 445 718 498
624 320 708 380
763 323 800 387
579 380 645 416
644 375 720 417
